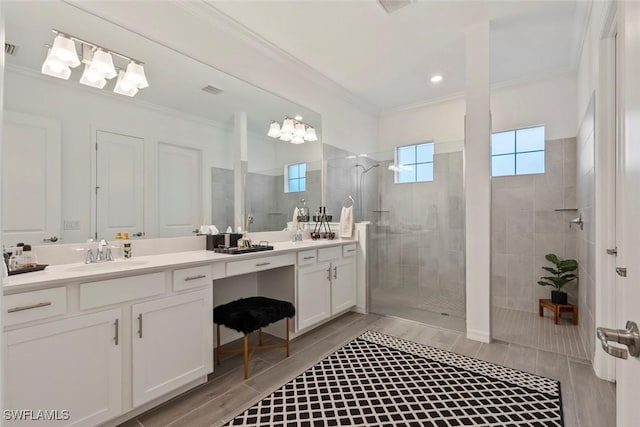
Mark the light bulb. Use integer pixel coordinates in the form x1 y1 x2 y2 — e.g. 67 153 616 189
50 34 80 67
41 48 71 80
124 61 149 88
281 118 294 134
268 121 282 138
114 70 139 97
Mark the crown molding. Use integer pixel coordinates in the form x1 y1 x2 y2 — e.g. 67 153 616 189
570 0 593 72
380 69 577 116
174 1 379 116
6 63 231 132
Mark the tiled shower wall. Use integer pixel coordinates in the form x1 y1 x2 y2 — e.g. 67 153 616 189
491 138 578 313
576 98 595 360
211 167 235 231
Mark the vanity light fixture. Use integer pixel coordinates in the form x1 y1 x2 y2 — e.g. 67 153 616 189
41 29 149 97
267 117 318 144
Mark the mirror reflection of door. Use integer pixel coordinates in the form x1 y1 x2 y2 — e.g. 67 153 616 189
2 111 61 246
157 142 202 237
95 130 144 241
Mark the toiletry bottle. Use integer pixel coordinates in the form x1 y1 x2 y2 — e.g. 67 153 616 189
21 244 37 266
9 246 22 271
123 232 132 258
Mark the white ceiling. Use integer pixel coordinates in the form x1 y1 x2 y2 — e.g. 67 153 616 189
209 0 590 112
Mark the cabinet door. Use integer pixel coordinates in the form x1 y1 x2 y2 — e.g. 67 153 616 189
331 258 357 314
297 262 332 331
4 309 122 427
132 289 213 407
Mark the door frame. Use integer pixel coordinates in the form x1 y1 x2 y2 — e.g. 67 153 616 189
593 0 618 381
90 124 148 241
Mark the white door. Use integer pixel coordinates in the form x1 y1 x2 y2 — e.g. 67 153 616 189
4 309 122 427
331 258 356 314
157 142 201 237
2 111 61 246
131 289 213 407
615 3 640 424
96 130 144 241
297 262 331 331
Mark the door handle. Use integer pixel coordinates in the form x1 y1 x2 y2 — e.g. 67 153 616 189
616 267 627 277
137 314 143 338
606 247 617 255
42 236 59 243
597 321 640 359
333 266 338 280
132 231 145 237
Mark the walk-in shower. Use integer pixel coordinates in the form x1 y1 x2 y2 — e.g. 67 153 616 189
353 163 380 221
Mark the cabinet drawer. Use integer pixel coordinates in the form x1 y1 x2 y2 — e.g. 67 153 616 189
318 246 342 262
226 253 295 277
4 287 67 326
297 249 317 266
343 244 357 257
173 265 212 291
80 272 165 310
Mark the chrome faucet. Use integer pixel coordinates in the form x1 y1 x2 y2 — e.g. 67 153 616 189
85 239 114 264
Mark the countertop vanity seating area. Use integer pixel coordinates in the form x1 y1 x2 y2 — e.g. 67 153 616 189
2 234 365 427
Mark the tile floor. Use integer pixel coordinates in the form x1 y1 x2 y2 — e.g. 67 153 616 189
119 312 615 427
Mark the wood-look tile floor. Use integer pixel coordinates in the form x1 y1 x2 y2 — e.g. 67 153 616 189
119 313 615 427
493 306 589 360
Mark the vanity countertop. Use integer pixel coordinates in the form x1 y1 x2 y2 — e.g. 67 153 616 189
3 239 357 293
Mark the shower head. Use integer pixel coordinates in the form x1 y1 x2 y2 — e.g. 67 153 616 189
361 163 381 174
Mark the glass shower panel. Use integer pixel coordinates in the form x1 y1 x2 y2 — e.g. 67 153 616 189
367 145 466 332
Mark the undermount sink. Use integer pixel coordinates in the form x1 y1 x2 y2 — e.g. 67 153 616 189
64 259 149 272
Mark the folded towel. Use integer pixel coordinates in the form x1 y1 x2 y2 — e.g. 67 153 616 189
339 206 353 238
209 225 220 235
292 207 300 230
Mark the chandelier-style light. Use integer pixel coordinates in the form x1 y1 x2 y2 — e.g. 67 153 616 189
40 29 149 97
267 117 318 144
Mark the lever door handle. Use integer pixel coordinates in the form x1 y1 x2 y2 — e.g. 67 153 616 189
616 267 627 277
43 236 59 243
597 321 640 359
606 247 618 255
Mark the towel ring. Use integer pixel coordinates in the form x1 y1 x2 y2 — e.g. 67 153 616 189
343 195 354 208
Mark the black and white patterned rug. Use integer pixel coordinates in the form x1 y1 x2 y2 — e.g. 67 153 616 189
225 330 563 426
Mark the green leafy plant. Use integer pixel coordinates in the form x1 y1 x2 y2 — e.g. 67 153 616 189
537 253 578 291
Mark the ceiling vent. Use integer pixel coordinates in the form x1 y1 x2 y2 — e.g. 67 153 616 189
378 0 412 14
201 84 223 95
5 43 18 56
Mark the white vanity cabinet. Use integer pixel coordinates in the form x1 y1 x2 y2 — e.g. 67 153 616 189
131 289 213 407
4 308 123 427
331 257 356 313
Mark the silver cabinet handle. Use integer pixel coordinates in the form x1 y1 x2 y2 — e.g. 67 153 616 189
42 236 58 243
137 314 143 338
303 256 315 260
114 319 119 346
256 262 271 267
7 302 52 313
327 267 332 281
617 267 627 277
346 249 356 253
185 275 206 281
333 266 338 280
132 232 145 237
606 247 618 256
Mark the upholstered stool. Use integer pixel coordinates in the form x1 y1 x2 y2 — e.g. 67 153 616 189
213 296 295 379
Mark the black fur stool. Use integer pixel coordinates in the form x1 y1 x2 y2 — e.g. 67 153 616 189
213 296 295 379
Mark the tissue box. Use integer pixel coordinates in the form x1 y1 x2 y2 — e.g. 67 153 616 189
206 233 243 250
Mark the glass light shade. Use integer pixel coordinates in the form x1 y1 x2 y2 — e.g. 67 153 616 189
281 118 294 133
291 135 305 144
50 34 80 67
124 62 149 88
41 49 71 80
114 71 139 97
304 127 318 142
294 123 306 138
89 49 117 79
79 64 107 88
267 121 282 138
279 132 292 142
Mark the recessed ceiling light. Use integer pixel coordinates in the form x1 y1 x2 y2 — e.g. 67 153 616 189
294 115 303 121
430 74 443 83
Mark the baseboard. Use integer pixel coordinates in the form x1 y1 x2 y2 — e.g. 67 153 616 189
352 306 366 314
466 328 491 343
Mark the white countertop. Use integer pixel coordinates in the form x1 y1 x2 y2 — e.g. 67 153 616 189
3 239 356 293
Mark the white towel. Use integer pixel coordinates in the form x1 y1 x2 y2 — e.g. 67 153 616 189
292 207 300 230
339 206 353 238
209 225 220 235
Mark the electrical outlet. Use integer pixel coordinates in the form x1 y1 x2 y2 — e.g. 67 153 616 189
63 220 80 230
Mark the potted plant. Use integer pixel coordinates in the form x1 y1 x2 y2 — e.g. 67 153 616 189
538 253 578 305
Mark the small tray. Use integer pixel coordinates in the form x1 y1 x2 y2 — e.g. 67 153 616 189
8 264 48 276
212 245 274 255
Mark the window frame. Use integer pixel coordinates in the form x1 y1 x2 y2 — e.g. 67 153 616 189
393 142 435 184
284 162 306 193
491 125 545 177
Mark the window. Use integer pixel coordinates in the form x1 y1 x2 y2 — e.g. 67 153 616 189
394 142 434 183
286 162 306 193
491 126 545 176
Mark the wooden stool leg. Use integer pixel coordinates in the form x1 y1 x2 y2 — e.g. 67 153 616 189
554 307 559 325
258 328 263 346
573 306 579 325
539 301 543 317
243 334 249 380
286 317 290 357
216 323 221 365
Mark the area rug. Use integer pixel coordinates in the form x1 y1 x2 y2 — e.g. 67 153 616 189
225 330 563 426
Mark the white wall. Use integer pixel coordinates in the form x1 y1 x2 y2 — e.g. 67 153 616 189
73 1 379 156
5 68 232 243
378 74 578 152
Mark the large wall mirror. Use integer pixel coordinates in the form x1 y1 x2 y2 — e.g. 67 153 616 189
2 1 322 245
